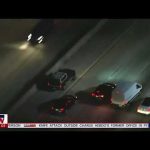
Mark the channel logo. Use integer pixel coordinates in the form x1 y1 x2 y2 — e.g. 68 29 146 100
0 114 8 128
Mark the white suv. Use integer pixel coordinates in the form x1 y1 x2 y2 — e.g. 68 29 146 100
111 81 142 107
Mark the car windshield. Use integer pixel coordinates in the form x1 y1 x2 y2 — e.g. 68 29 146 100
142 98 150 106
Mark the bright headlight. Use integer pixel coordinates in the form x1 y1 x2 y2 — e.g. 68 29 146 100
27 33 32 41
37 36 43 40
37 36 44 43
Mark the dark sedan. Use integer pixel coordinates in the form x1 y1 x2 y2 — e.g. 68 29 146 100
90 83 116 102
36 69 76 92
38 95 77 115
27 19 53 45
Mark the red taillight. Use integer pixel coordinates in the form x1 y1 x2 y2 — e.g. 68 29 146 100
100 94 104 98
91 93 95 96
111 98 113 103
59 84 62 88
60 108 64 112
147 108 150 111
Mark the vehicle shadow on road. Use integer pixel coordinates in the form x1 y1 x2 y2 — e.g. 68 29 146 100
38 101 53 114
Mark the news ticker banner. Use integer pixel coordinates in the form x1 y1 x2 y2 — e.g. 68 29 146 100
1 114 150 129
8 123 150 128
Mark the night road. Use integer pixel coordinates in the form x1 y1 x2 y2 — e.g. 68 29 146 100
0 19 99 112
2 19 150 130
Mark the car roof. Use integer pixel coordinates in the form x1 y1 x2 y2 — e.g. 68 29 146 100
51 97 74 107
51 72 67 79
96 83 112 90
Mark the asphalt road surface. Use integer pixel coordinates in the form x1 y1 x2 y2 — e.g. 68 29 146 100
0 19 99 111
5 19 150 130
